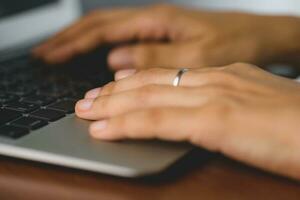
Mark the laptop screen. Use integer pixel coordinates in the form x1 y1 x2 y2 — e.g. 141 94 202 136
0 0 80 55
0 0 58 18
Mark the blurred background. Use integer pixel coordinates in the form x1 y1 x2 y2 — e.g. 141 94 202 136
81 0 300 16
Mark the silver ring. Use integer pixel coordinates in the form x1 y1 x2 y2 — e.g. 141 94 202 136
173 68 189 87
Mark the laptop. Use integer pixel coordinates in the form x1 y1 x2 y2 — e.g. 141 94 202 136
0 0 192 177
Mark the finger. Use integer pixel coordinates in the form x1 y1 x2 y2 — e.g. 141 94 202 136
88 106 224 152
40 17 134 63
41 13 165 63
85 87 102 99
93 68 220 97
96 65 252 97
38 9 174 63
76 85 211 120
114 69 137 81
33 8 136 56
107 42 198 70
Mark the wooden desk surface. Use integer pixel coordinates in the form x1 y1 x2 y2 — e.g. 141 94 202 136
0 152 299 200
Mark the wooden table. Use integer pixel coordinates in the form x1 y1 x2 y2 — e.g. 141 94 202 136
0 150 299 200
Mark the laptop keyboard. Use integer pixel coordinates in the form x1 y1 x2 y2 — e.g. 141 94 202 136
0 55 103 139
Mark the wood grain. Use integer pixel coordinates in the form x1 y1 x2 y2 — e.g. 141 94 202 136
0 151 299 200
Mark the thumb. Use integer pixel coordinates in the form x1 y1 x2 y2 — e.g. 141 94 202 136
108 43 195 70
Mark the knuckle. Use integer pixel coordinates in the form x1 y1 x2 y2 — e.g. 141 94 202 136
135 69 157 83
206 85 230 97
197 85 237 101
101 81 116 95
93 96 105 108
135 84 159 102
207 70 237 83
228 62 254 69
145 67 166 76
93 96 113 116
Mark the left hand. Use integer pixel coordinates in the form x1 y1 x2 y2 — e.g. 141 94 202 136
75 63 300 180
33 4 300 69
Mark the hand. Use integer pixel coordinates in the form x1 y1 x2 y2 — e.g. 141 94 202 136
33 4 300 70
75 63 300 180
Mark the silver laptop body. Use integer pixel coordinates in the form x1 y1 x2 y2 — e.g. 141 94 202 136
0 0 192 177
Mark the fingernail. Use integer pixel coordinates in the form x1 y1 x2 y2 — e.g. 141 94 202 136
90 120 108 136
76 98 94 111
115 69 136 80
85 88 101 99
109 48 133 68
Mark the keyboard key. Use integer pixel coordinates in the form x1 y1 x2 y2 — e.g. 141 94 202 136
38 86 70 98
0 125 29 139
68 91 85 100
30 109 65 122
4 102 39 113
0 109 22 125
7 86 35 97
47 99 76 114
0 78 17 87
0 93 19 104
22 95 55 106
12 117 48 130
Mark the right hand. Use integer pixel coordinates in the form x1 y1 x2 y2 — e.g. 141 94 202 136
76 63 300 180
33 4 300 70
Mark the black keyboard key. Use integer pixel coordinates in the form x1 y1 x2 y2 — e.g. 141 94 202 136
38 86 70 98
0 125 29 139
0 109 22 125
4 102 39 113
0 78 17 87
0 93 19 104
47 99 76 114
7 86 35 97
30 109 65 122
12 117 48 130
68 91 86 100
22 95 55 106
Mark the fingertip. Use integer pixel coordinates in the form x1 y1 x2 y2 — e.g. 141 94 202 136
74 101 83 117
108 48 134 69
89 120 109 139
85 88 101 99
114 69 137 81
43 46 73 64
75 98 94 115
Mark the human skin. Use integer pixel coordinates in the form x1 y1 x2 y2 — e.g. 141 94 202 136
33 4 300 180
33 4 300 69
75 63 300 180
